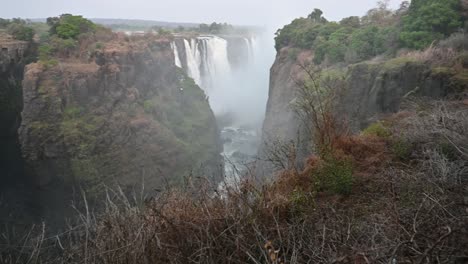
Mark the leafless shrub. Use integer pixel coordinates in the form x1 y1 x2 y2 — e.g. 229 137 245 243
439 33 468 51
422 148 467 185
291 62 347 155
402 44 459 66
396 99 468 158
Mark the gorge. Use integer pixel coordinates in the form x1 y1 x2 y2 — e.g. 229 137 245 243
0 0 468 261
170 34 274 181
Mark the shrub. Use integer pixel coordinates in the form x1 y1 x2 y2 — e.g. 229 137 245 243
438 32 468 51
392 138 412 160
63 106 83 119
6 23 35 42
316 155 354 195
95 42 103 49
287 47 300 61
362 122 391 138
143 99 156 113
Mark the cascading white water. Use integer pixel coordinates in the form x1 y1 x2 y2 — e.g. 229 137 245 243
198 36 232 93
243 38 253 62
174 36 233 96
171 42 182 68
183 39 202 86
172 33 275 183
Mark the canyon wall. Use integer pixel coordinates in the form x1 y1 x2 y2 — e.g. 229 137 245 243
257 48 468 176
18 36 222 206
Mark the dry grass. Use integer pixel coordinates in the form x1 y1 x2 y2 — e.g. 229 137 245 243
400 44 459 66
2 98 466 263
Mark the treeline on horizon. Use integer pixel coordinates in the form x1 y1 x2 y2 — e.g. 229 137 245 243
0 16 255 44
275 0 468 65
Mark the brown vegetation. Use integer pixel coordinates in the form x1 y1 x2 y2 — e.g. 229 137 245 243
2 56 467 263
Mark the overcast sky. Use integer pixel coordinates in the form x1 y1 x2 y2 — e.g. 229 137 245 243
2 0 404 28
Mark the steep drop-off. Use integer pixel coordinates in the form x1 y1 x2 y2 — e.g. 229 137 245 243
0 33 31 191
258 48 468 175
19 36 222 203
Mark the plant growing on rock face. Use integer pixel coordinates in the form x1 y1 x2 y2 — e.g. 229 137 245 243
290 63 355 195
292 63 346 155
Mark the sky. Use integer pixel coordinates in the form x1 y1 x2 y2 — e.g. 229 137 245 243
2 0 404 29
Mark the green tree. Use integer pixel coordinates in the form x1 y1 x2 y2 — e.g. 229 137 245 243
47 14 96 39
340 16 360 28
400 0 462 49
308 8 327 23
7 23 35 41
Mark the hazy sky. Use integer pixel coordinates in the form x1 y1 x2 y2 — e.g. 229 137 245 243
2 0 404 28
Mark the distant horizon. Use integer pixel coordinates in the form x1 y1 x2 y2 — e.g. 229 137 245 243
2 0 404 30
25 17 258 28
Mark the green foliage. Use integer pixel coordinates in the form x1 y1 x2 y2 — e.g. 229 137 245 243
197 22 234 34
287 48 300 61
47 14 96 40
392 138 412 161
70 158 99 182
276 5 400 65
289 189 315 215
95 42 103 49
340 16 360 28
307 9 327 24
143 99 157 113
7 23 35 41
0 18 35 41
400 0 462 49
63 106 83 119
362 122 391 138
38 44 58 68
276 0 464 64
316 156 354 195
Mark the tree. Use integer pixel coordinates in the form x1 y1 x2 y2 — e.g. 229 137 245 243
340 16 360 28
361 0 399 27
6 22 35 42
46 14 96 39
400 0 462 49
308 9 327 23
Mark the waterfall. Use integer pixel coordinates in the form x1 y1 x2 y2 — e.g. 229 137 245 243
243 38 253 62
171 33 276 183
174 36 232 94
199 36 232 91
183 39 202 86
171 42 182 68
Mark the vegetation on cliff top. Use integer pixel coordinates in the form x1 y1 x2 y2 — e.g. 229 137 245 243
275 0 467 65
3 69 467 262
0 18 35 42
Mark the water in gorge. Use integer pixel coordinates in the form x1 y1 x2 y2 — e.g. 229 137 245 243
171 33 275 184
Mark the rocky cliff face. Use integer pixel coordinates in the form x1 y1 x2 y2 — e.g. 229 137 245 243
258 48 468 175
0 33 31 189
19 36 222 202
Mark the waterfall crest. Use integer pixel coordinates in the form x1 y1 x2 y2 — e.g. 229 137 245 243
171 42 182 68
172 34 272 127
183 39 202 86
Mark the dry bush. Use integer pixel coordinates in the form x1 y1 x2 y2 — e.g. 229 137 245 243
1 81 467 263
1 137 467 264
401 44 459 66
439 33 468 51
291 62 349 156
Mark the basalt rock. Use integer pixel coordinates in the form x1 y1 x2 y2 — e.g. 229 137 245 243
257 48 468 176
19 37 223 202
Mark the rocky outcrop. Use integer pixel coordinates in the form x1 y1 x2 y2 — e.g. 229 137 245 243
257 48 468 176
338 58 467 130
19 36 222 199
